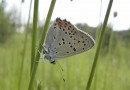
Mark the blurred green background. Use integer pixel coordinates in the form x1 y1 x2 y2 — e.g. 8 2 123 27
0 0 130 90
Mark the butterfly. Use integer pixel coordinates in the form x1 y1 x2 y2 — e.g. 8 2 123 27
43 18 95 64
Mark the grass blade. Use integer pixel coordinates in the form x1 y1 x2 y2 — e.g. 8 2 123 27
86 0 113 90
18 0 32 90
30 0 39 73
28 0 56 90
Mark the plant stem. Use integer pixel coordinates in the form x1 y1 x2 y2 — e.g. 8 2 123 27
28 0 56 90
18 0 32 90
86 0 113 90
30 0 39 74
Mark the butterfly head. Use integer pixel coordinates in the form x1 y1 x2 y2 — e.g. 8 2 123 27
43 46 56 64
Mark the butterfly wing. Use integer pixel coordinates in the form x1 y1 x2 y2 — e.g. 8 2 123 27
49 18 95 59
44 18 60 49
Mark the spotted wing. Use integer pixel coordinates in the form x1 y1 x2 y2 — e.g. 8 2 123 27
49 18 95 59
44 18 60 49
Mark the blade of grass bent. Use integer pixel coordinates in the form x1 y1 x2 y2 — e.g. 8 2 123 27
86 0 113 90
28 0 56 90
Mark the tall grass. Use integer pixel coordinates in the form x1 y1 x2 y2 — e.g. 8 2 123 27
86 0 113 90
30 0 39 74
1 0 130 90
28 0 56 90
18 0 32 90
0 31 130 90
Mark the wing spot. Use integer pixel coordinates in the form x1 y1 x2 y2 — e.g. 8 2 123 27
82 41 85 43
67 52 69 53
83 48 85 50
70 45 73 48
56 52 58 53
63 28 65 31
59 43 61 45
74 38 76 40
70 36 72 38
54 36 56 39
63 42 65 44
69 33 71 35
73 48 76 51
69 42 71 44
62 38 64 41
84 44 86 46
78 41 80 43
81 36 84 38
65 32 67 34
65 23 67 25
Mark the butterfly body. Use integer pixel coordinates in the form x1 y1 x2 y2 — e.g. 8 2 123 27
43 18 95 64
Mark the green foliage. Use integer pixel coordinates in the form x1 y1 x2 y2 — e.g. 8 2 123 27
0 34 130 90
0 3 16 43
101 25 113 54
1 0 130 90
117 29 130 45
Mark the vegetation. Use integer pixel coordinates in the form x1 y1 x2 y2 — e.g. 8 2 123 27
0 2 16 43
0 0 130 90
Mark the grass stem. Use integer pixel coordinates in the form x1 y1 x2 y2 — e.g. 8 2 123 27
18 0 32 90
28 0 56 90
86 0 113 90
30 0 39 74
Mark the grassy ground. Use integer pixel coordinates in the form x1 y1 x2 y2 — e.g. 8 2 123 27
0 33 130 90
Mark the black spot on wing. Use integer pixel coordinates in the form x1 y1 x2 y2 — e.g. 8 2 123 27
73 48 76 51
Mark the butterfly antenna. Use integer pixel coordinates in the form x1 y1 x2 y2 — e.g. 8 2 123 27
57 62 65 82
57 62 64 71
